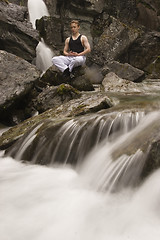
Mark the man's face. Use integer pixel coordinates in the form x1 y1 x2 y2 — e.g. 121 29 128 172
70 23 80 35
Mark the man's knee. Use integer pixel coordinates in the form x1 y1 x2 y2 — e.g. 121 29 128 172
52 56 58 64
75 58 85 67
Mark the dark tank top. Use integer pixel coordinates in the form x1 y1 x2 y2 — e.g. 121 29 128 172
69 35 84 53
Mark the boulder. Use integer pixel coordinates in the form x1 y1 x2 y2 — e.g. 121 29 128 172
0 50 40 124
33 84 81 113
39 65 95 91
102 72 143 93
90 17 139 66
119 31 160 77
105 61 145 82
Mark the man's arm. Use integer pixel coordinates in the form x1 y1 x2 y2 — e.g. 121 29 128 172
63 37 70 56
78 35 91 56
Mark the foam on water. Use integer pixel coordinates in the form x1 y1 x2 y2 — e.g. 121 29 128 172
0 156 160 240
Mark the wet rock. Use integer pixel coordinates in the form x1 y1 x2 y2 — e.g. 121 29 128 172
0 92 113 150
142 139 160 179
112 111 160 181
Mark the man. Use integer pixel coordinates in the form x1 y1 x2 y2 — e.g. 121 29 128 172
52 20 91 78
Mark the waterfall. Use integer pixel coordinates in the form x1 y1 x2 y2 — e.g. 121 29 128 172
27 0 53 73
28 0 49 29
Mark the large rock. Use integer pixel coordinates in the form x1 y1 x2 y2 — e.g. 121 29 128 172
39 65 95 92
0 91 113 150
90 17 139 66
102 72 144 93
137 0 160 31
119 31 160 77
33 84 81 113
0 50 40 124
0 1 39 62
105 61 145 82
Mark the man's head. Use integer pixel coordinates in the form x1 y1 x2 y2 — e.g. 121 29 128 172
70 20 80 35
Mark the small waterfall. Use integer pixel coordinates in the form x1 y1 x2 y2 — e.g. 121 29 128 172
36 39 54 74
27 0 53 73
28 0 49 29
6 111 144 164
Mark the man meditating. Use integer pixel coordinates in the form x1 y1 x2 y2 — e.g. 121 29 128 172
52 20 91 78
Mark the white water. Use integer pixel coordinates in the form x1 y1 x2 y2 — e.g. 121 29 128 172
1 111 160 239
1 156 160 240
28 0 49 29
36 39 53 74
28 0 53 73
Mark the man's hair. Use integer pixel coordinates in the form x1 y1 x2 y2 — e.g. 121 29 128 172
70 20 80 26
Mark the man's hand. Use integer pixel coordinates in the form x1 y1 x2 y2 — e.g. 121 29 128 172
68 51 79 56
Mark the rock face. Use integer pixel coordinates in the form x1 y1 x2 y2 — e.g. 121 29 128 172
0 1 39 62
90 17 139 66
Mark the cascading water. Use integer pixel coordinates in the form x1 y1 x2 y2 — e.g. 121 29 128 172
6 111 145 165
1 111 160 239
28 0 53 73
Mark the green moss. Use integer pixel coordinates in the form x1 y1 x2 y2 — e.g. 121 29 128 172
57 84 79 96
